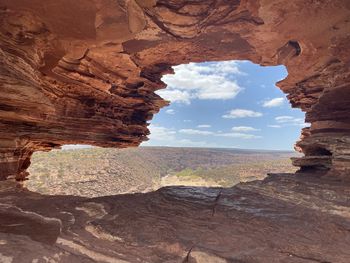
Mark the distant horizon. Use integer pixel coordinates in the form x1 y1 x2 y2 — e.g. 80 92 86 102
140 145 297 152
61 144 298 153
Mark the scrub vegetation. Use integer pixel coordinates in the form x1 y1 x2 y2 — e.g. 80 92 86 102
27 147 298 197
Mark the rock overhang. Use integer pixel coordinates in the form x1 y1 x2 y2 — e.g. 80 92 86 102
0 0 350 180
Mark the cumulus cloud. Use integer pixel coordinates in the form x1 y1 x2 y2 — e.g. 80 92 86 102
197 124 211 128
275 116 297 123
273 116 308 127
157 61 244 104
231 126 259 132
179 129 213 135
165 109 175 115
175 139 219 148
222 109 263 119
193 61 247 76
216 132 262 139
262 97 284 107
143 125 219 147
147 124 176 141
179 128 261 139
157 89 190 104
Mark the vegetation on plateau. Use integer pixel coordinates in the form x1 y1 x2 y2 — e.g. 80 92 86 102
27 147 298 197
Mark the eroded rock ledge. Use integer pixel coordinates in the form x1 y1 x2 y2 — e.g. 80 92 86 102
0 0 350 179
1 173 350 262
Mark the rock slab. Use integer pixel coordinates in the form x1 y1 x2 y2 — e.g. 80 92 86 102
0 173 350 262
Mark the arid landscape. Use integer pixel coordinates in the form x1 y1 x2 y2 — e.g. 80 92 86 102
27 147 297 197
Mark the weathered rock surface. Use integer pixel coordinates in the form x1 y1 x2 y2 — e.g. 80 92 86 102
1 173 350 262
0 0 349 179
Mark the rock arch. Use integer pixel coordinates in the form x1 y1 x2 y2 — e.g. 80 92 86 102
0 0 349 180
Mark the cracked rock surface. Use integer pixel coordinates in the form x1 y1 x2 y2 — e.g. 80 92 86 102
0 0 350 179
0 173 350 262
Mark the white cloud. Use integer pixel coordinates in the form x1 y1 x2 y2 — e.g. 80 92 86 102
216 132 262 139
197 124 211 128
183 120 192 123
274 116 308 127
263 97 284 107
175 139 219 148
143 112 263 147
165 109 175 114
179 128 261 139
147 124 176 141
275 116 297 123
196 61 247 76
232 126 259 132
143 126 219 147
158 61 244 104
157 89 190 104
268 124 282 128
223 109 263 119
179 129 213 135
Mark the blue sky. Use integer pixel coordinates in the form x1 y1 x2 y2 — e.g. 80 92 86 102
142 60 308 150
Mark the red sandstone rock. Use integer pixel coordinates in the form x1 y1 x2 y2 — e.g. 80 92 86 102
0 173 350 262
0 1 349 178
1 3 350 262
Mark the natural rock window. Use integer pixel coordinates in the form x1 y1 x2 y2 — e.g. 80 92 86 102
27 61 306 196
0 0 349 180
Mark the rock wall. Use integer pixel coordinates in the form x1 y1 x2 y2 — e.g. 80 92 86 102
0 0 349 179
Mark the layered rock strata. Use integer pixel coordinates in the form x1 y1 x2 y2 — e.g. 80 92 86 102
1 173 350 262
0 0 350 179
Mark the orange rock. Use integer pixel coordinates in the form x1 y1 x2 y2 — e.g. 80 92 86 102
0 0 350 179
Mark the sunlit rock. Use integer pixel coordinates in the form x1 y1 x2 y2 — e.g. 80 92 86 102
0 0 349 178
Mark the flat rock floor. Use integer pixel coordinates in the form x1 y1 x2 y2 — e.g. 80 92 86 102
0 173 350 263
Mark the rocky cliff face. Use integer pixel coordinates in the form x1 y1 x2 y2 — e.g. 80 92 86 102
0 0 350 179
